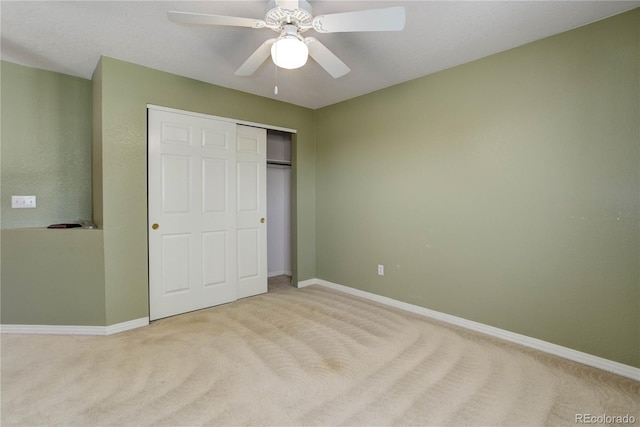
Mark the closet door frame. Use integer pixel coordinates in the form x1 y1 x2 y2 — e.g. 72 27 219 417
147 105 296 320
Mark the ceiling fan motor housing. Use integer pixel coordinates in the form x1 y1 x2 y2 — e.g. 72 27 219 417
265 0 313 32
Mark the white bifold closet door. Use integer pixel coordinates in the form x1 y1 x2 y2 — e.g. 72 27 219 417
148 107 267 321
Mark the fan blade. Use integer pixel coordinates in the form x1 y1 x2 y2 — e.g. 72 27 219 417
235 39 276 76
312 7 405 33
275 0 299 11
305 38 350 78
168 11 266 29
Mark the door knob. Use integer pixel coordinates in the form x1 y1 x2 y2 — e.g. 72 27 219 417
260 218 265 223
152 223 159 230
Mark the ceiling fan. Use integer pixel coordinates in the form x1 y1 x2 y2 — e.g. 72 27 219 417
168 0 405 78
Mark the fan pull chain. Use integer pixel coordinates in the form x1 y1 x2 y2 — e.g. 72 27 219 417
274 69 279 95
274 46 279 95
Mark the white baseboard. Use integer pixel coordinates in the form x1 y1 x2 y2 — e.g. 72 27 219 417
297 279 318 288
0 317 149 336
299 278 640 381
105 317 150 335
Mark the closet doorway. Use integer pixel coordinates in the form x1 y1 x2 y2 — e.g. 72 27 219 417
267 130 293 291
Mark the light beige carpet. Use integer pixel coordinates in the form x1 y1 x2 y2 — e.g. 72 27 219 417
1 285 638 426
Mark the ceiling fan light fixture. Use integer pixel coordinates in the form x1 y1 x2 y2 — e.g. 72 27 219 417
271 35 308 69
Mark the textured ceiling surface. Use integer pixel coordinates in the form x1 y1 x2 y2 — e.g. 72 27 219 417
1 1 638 109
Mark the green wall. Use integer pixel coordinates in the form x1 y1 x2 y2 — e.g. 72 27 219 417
1 229 105 325
315 9 639 367
95 57 316 325
0 61 92 229
0 61 101 326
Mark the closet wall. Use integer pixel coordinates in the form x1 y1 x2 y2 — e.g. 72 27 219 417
266 131 292 277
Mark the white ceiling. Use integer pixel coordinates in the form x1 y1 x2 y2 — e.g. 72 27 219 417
1 1 638 109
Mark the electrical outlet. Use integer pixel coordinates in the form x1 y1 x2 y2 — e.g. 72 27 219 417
377 264 384 276
11 196 36 208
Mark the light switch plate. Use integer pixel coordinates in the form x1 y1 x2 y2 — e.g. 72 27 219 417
11 195 36 208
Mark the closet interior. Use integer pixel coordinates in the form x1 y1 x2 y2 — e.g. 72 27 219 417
266 130 292 291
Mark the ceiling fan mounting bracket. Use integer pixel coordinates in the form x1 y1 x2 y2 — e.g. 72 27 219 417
265 0 313 33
